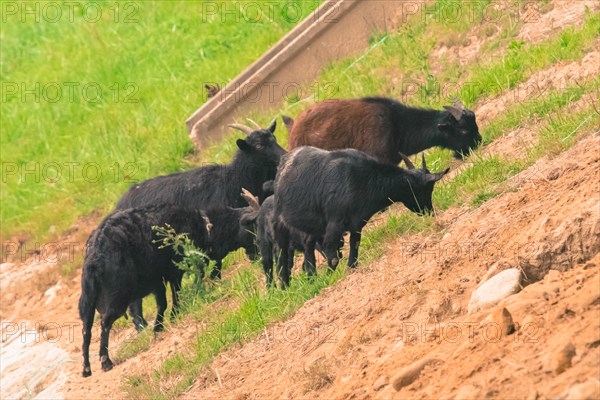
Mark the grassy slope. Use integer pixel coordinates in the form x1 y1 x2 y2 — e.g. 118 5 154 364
0 0 321 239
119 3 600 399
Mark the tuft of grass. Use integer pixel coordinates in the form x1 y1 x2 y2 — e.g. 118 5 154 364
302 358 334 393
115 328 154 364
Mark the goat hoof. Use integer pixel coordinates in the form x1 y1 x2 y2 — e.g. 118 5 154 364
82 367 92 377
101 359 113 372
154 324 164 333
134 321 148 333
328 258 339 271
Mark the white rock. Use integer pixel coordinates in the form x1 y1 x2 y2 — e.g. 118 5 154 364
468 268 522 314
561 377 600 399
44 282 63 305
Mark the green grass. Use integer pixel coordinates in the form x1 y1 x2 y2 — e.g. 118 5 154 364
115 328 154 364
1 0 322 239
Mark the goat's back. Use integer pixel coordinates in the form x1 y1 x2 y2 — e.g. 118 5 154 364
116 166 237 210
288 99 397 163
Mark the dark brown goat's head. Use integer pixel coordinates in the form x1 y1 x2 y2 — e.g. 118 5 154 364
439 99 481 159
399 153 449 215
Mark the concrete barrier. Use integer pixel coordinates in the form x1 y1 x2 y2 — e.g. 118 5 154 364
187 0 415 149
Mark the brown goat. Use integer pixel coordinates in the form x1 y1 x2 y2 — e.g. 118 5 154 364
285 97 481 164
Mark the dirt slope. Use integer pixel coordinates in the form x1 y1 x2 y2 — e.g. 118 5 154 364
182 135 600 400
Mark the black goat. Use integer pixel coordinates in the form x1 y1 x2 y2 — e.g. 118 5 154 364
248 187 342 289
79 205 211 377
286 98 481 164
116 120 285 279
273 147 449 286
117 121 285 209
127 198 259 331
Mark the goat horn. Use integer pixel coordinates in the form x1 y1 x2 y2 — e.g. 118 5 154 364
228 123 254 135
443 105 463 121
246 118 262 130
421 153 427 171
241 188 260 211
399 152 415 170
452 97 466 110
201 214 213 235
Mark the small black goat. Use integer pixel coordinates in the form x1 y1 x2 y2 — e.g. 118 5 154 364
248 187 342 289
273 147 449 285
79 205 211 377
286 97 481 164
128 194 260 332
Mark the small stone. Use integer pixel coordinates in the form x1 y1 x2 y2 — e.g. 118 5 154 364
391 358 440 391
491 307 515 335
373 375 389 391
551 343 576 375
454 384 480 400
546 168 560 181
468 269 522 314
452 303 462 314
526 388 538 400
562 377 600 399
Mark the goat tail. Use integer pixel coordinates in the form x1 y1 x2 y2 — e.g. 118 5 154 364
79 258 101 377
78 260 99 323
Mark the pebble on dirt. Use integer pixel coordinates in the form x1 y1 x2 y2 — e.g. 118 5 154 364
551 342 576 375
491 307 516 336
468 268 522 314
558 377 600 399
373 375 389 391
391 358 441 391
454 384 480 400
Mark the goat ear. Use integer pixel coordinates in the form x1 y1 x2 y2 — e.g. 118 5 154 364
236 139 252 152
443 105 463 121
267 120 277 134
